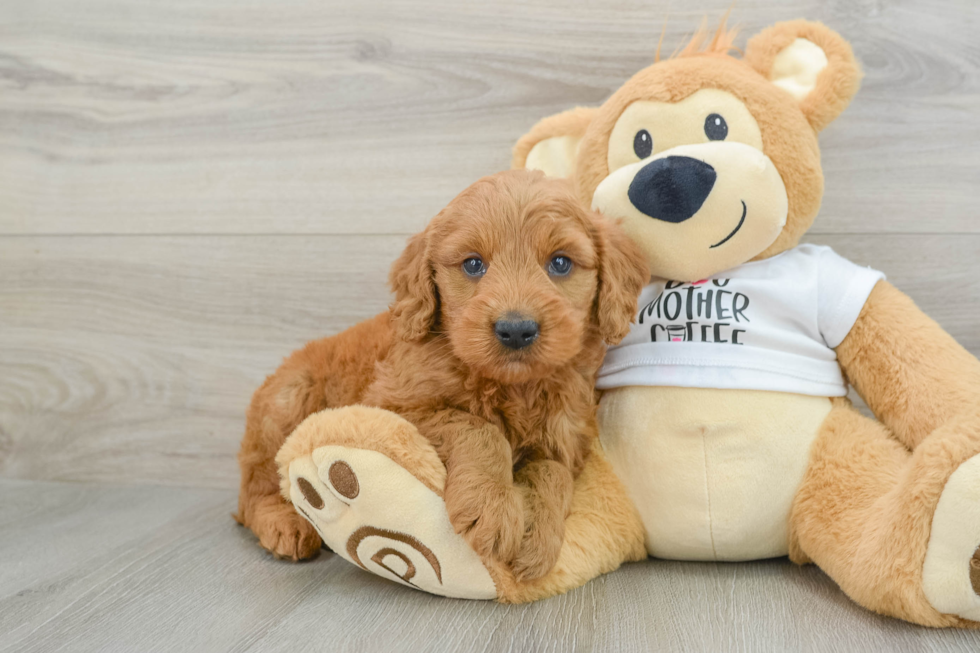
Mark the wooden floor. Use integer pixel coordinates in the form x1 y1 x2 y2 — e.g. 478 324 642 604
3 478 980 653
1 0 979 650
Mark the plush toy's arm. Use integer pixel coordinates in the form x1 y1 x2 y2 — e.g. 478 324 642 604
836 280 980 450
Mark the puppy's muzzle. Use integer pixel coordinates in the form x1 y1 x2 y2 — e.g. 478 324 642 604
494 317 539 350
628 155 717 223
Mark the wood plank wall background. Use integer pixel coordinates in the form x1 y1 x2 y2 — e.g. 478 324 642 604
1 0 978 491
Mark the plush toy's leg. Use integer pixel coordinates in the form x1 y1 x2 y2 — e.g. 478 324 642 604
790 398 980 628
276 405 646 602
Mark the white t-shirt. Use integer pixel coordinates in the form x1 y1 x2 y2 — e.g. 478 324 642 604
597 244 885 397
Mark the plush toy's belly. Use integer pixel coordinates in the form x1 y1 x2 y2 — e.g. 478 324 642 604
598 386 832 561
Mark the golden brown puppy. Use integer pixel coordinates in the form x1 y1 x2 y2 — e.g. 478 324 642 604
236 170 648 579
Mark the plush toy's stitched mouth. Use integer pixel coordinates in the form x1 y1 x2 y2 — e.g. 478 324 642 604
710 200 747 249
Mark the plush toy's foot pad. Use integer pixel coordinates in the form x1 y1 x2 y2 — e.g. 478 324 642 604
275 406 497 600
972 549 980 596
922 451 980 621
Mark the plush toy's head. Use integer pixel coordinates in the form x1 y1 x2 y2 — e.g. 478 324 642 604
513 19 861 282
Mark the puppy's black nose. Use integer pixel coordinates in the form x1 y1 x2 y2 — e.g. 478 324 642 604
494 319 539 350
628 155 716 223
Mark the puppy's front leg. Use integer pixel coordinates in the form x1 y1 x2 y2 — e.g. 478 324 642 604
512 460 574 580
411 409 525 563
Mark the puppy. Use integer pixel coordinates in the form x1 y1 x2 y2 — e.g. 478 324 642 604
236 170 648 579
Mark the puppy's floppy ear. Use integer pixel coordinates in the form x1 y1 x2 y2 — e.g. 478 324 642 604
592 215 649 345
389 229 438 342
512 107 598 178
744 20 861 132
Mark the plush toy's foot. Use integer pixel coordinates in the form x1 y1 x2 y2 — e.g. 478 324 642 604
275 405 497 599
922 452 980 622
276 405 647 603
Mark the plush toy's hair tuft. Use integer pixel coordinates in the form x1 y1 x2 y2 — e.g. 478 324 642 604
660 13 740 62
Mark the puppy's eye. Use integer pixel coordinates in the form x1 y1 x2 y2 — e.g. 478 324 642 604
462 257 487 277
548 255 573 277
704 113 728 141
633 129 653 159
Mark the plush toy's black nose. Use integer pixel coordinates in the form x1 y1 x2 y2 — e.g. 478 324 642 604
628 156 716 223
494 319 539 350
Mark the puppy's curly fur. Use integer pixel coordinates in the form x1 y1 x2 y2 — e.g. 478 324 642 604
235 170 648 579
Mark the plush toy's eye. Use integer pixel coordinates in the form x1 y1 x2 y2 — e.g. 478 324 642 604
548 255 573 277
462 257 487 277
704 113 728 141
633 129 653 159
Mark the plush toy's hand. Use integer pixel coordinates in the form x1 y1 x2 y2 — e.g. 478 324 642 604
446 474 525 564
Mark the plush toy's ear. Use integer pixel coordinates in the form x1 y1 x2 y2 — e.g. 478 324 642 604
592 215 650 345
744 20 862 132
388 229 438 342
512 107 598 178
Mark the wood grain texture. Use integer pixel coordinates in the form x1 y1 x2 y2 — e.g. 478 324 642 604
1 0 978 235
1 234 977 489
2 479 980 653
0 235 398 487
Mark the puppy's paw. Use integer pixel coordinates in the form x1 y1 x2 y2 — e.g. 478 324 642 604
511 517 564 581
446 476 525 563
250 502 322 561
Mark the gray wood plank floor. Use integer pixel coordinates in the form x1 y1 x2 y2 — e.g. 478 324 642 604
3 479 980 653
2 0 980 650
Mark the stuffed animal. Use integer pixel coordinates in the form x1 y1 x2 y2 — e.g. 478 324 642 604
511 18 980 627
269 17 980 623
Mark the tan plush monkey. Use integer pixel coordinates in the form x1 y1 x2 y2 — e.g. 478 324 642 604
513 19 980 627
